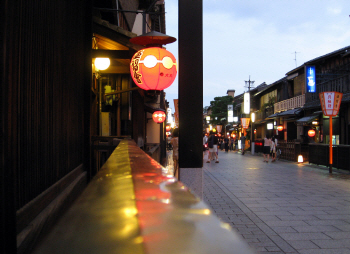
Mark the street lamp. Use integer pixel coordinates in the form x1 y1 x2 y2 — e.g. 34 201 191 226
251 112 255 155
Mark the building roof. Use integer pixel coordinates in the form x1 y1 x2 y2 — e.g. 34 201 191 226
305 45 350 65
286 45 350 75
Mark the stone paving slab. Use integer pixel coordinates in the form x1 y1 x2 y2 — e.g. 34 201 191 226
203 150 350 253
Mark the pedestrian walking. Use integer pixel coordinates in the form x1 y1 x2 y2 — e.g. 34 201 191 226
203 133 209 162
207 131 219 163
263 134 271 162
270 136 276 162
229 137 234 151
170 128 179 178
240 134 246 155
224 136 229 152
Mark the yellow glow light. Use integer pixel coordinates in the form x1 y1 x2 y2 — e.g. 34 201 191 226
95 58 110 70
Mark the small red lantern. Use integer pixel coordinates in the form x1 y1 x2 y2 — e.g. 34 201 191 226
277 125 283 131
254 129 256 134
130 47 177 90
152 111 166 123
232 133 236 138
166 125 171 132
308 129 316 137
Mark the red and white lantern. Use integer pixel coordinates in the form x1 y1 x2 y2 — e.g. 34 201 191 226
130 47 177 90
152 111 166 123
308 129 316 137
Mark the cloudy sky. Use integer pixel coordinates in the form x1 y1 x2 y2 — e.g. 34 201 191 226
163 0 350 110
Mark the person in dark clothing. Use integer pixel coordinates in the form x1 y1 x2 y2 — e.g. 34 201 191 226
224 137 229 152
240 134 246 155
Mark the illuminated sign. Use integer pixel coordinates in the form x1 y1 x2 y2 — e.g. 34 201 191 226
319 92 342 116
306 66 316 93
227 105 233 122
267 123 273 130
243 93 250 114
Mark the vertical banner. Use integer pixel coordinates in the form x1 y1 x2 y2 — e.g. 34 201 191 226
227 105 233 122
243 92 250 114
174 99 179 127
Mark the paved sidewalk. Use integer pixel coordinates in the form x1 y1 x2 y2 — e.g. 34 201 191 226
203 150 350 254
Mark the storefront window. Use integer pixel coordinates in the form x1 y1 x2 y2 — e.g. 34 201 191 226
325 135 339 145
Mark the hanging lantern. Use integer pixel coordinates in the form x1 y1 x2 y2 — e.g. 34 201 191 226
277 125 283 131
130 47 177 90
152 111 166 123
241 118 250 129
232 133 236 138
166 125 171 132
308 129 316 137
254 129 256 134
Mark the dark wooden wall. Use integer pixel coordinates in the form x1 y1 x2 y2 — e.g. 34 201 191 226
1 0 92 252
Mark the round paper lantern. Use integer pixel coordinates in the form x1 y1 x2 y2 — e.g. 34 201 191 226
166 125 171 132
130 47 177 90
308 129 316 137
152 111 166 123
277 125 283 131
254 129 256 134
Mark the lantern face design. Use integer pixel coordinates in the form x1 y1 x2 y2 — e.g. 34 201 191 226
277 125 283 131
152 111 166 123
308 129 316 137
130 47 177 90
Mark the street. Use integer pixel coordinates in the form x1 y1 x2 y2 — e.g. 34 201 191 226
203 150 350 253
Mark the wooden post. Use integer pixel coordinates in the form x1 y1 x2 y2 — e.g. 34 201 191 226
329 116 333 173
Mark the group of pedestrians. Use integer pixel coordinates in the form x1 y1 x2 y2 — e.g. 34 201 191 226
203 132 279 164
263 134 278 163
203 132 219 163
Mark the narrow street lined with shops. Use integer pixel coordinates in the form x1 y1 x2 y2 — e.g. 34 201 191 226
202 150 350 254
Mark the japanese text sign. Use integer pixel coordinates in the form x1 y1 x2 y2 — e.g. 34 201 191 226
319 92 342 116
306 66 316 93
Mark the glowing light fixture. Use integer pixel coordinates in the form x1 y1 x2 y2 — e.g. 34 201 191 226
95 58 110 70
298 155 303 163
130 47 177 90
152 111 166 123
308 129 316 137
277 125 283 131
251 112 255 123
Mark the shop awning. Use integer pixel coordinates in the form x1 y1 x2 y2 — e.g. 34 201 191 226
296 111 322 124
277 108 303 117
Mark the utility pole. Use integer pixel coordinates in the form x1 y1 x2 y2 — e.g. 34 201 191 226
244 75 255 91
292 51 300 67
